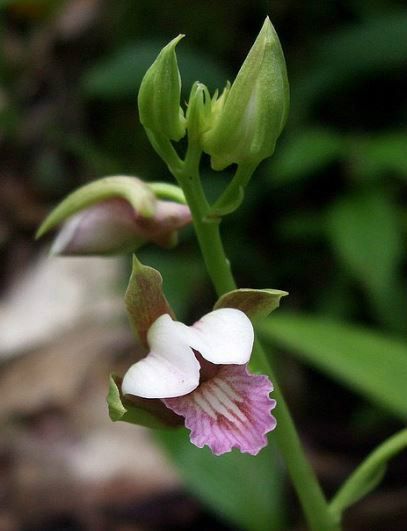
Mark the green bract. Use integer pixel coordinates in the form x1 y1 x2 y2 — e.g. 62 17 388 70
138 34 186 141
186 82 212 142
202 17 289 170
214 288 288 321
107 375 167 429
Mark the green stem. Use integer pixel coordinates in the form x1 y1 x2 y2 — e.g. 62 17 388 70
252 341 341 531
173 141 340 531
208 163 257 217
330 428 407 517
176 143 235 294
145 129 184 175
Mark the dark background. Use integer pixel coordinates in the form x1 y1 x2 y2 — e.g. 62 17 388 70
0 1 406 530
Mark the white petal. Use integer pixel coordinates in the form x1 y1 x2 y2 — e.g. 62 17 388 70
181 308 254 365
122 314 200 399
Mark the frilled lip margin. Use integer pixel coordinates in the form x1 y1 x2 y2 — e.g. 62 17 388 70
164 364 276 456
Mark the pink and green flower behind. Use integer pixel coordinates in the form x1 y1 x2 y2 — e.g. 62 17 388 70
36 176 192 256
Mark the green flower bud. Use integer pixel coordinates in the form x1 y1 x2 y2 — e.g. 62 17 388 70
202 17 289 170
138 35 186 141
185 81 212 141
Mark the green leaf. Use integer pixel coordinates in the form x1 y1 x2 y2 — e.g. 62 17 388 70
330 429 407 516
316 12 407 76
125 256 174 347
293 11 407 115
157 429 285 531
349 133 407 180
270 128 344 186
278 212 326 240
214 288 288 321
328 191 402 290
259 313 407 418
107 375 164 429
332 463 386 514
327 191 406 331
36 176 156 238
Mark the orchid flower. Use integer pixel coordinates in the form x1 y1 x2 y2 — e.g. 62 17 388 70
110 257 287 456
122 309 276 455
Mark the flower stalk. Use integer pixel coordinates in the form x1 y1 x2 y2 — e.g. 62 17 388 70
170 138 341 531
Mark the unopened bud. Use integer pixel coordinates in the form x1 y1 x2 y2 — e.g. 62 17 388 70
202 17 289 170
36 176 192 255
185 82 212 142
138 35 186 141
50 198 145 255
51 198 191 255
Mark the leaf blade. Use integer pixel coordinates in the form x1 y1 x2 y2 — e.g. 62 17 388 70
259 313 407 418
157 429 285 531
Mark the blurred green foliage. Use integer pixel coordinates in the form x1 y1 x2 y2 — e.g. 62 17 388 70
1 0 407 529
159 430 285 531
82 41 229 100
260 314 407 419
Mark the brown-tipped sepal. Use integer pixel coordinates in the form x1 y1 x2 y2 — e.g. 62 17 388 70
125 256 175 348
214 288 288 322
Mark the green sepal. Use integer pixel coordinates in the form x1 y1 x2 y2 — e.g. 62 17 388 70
138 35 186 141
214 288 288 321
125 255 175 347
107 374 166 429
36 176 156 239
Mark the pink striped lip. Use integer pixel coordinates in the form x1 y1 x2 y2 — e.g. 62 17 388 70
164 364 276 456
121 309 276 455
